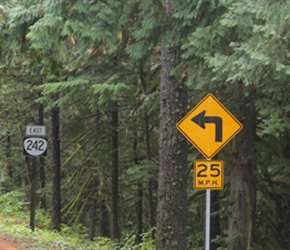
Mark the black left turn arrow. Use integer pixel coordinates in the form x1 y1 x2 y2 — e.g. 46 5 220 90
191 110 223 142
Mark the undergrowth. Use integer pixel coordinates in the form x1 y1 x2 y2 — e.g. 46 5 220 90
0 190 155 250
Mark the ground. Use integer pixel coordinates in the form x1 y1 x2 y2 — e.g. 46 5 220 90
0 236 24 250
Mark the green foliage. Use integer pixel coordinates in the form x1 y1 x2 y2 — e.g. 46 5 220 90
0 191 155 249
26 13 63 50
117 229 155 250
0 191 28 216
182 0 290 248
127 160 158 183
125 0 162 60
212 230 240 250
2 0 290 249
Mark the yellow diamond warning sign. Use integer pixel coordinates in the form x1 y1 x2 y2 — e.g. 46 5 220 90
176 94 243 159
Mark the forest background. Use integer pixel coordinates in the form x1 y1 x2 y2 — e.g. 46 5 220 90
1 0 290 249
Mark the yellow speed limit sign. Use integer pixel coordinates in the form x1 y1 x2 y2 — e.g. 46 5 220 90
194 160 224 190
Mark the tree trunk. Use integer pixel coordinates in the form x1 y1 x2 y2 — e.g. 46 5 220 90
38 94 46 210
29 157 37 232
89 111 102 241
133 126 143 244
89 178 98 241
144 108 155 230
140 61 156 229
100 199 110 237
211 190 221 250
136 181 143 243
6 131 13 180
156 1 188 248
228 82 256 250
51 105 61 231
111 102 119 239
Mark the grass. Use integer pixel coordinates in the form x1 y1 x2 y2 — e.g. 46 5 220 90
0 215 110 250
0 191 114 249
0 190 155 250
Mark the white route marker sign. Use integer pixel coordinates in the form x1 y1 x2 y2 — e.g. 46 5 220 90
26 125 46 137
24 125 47 157
23 137 48 156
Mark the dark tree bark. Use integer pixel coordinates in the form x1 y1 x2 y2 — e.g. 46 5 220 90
89 111 102 241
136 181 143 243
29 157 37 232
51 105 61 231
100 200 110 237
211 190 221 250
38 94 46 210
133 134 143 243
6 131 13 180
140 61 156 229
228 82 256 250
89 178 98 241
156 1 188 248
89 111 110 238
111 102 119 239
146 111 156 231
148 179 155 229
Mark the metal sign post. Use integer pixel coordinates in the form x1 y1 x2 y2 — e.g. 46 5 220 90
205 189 211 250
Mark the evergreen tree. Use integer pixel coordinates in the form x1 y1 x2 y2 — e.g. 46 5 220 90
182 0 290 248
156 1 188 249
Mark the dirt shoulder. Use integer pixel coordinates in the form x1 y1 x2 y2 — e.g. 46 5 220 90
0 236 26 250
